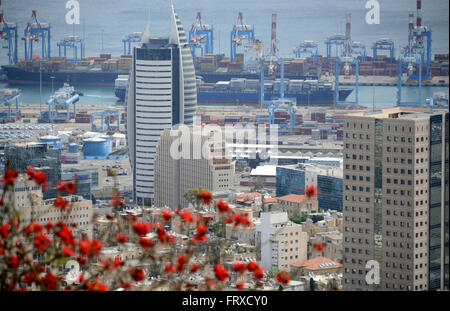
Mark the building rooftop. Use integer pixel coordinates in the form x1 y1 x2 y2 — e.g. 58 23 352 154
277 194 306 204
291 256 342 270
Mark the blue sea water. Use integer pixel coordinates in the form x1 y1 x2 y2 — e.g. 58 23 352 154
1 0 448 109
1 0 448 62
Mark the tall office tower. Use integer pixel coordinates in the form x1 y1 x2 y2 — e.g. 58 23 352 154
126 5 197 206
342 108 448 291
154 127 235 209
4 142 61 200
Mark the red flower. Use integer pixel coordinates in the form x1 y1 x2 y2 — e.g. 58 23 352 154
56 179 77 194
0 223 11 239
116 233 127 244
139 237 154 249
217 200 230 213
302 185 318 200
77 256 86 265
61 246 75 258
24 222 42 236
44 221 55 232
132 222 151 236
233 212 251 227
253 267 264 280
197 190 213 205
165 263 175 275
110 194 124 207
274 270 291 285
2 169 18 187
214 264 229 282
236 281 245 291
180 210 194 223
23 272 36 285
129 267 145 282
161 210 172 222
56 222 75 245
190 263 199 273
223 213 235 224
41 273 57 290
78 238 103 257
314 241 324 252
232 261 246 274
27 167 48 191
54 195 70 211
247 261 259 272
8 255 20 268
85 279 108 291
193 224 208 245
119 283 133 290
33 234 51 253
176 255 189 272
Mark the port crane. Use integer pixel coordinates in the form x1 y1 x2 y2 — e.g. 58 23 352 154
372 38 395 63
0 0 18 64
91 108 121 132
43 84 79 122
122 32 142 55
333 13 360 107
57 35 84 62
230 12 255 62
325 34 346 59
397 1 431 107
188 12 213 59
23 10 51 61
0 88 20 122
260 13 296 133
293 40 318 65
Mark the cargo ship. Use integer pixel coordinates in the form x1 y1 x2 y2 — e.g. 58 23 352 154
114 75 352 106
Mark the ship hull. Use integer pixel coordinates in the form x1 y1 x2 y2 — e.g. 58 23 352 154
197 89 353 106
2 65 129 87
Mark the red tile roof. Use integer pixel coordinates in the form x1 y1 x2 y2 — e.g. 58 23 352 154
277 194 306 204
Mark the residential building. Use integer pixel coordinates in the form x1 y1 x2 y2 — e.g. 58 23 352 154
342 107 448 291
4 142 61 200
126 5 196 207
290 256 343 278
276 194 318 218
154 127 234 209
255 212 308 272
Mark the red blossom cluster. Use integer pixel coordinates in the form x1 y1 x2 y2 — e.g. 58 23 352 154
1 169 289 291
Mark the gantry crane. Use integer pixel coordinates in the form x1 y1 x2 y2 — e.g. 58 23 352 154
372 38 395 63
57 35 84 62
188 12 213 59
397 1 432 107
293 40 318 64
23 10 51 61
122 32 142 55
230 12 255 62
0 0 18 64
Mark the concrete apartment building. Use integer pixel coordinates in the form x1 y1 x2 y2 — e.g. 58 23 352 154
342 107 448 291
256 212 308 272
3 174 93 239
276 194 318 218
154 127 234 209
126 5 196 207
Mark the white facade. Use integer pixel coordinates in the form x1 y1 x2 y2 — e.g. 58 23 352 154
126 5 196 206
256 212 308 272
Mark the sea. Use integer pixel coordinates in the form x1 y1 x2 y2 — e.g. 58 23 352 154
1 0 448 109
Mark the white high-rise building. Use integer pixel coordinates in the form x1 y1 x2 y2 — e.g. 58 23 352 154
126 5 197 207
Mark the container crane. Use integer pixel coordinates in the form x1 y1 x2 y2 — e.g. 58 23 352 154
0 0 18 64
23 10 51 61
188 12 213 59
334 13 359 107
260 13 296 133
91 108 121 132
372 38 395 63
325 34 346 59
122 32 142 55
57 35 84 62
397 1 431 107
293 40 318 64
230 12 255 62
